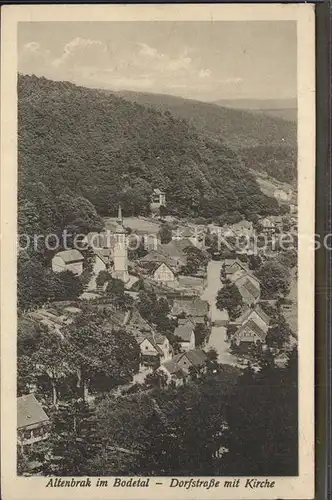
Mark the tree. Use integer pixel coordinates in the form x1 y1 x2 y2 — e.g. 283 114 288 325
266 320 292 350
216 282 243 320
194 323 210 347
248 254 262 271
42 400 101 476
64 311 140 399
158 223 172 244
96 270 112 288
182 246 209 275
55 270 84 301
255 261 290 299
31 330 72 406
224 357 298 475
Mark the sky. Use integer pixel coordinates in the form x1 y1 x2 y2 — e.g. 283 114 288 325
18 21 297 102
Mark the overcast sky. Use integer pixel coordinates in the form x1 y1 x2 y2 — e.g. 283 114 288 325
18 21 297 102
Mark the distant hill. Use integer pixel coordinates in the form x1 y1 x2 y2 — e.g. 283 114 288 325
18 74 281 244
115 90 297 184
213 98 297 122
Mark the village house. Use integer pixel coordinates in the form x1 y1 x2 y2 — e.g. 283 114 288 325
172 349 208 375
172 226 205 250
232 319 267 350
136 332 172 367
260 217 276 234
151 262 176 285
230 219 254 238
174 319 196 351
150 188 166 213
222 258 248 280
234 305 270 333
17 394 50 452
158 348 207 385
158 359 186 386
52 249 84 275
230 270 261 306
171 297 209 325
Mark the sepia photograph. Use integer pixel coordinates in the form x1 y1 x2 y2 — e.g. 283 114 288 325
1 4 315 500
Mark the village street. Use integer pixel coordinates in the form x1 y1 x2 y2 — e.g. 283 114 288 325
202 260 238 366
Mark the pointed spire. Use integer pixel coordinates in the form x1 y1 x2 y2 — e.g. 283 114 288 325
117 204 123 224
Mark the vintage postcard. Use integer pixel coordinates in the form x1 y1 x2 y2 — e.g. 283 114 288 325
1 4 315 500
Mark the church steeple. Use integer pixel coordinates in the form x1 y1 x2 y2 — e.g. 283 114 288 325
117 204 123 225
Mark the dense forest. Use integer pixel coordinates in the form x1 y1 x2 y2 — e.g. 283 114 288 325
116 90 297 184
18 73 281 243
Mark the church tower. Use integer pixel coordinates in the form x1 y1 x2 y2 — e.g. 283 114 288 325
112 204 129 283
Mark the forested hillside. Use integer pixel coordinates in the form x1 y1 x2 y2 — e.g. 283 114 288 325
116 90 297 184
18 74 280 242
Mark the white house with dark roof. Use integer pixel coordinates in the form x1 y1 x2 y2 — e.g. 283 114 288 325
17 394 50 450
232 319 267 347
172 349 208 375
151 262 176 285
52 249 84 275
234 305 270 333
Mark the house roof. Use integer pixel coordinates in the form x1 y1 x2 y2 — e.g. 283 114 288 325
140 251 178 269
172 349 207 368
128 308 153 332
185 348 207 366
237 306 270 326
231 220 252 230
171 297 209 317
174 322 194 342
152 262 175 275
236 279 260 303
55 249 84 263
153 188 165 195
159 240 189 260
17 394 49 429
234 319 267 343
178 317 195 327
161 360 185 378
136 334 164 356
178 276 205 289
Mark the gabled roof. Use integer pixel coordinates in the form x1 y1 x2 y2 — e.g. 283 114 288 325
159 241 188 260
174 322 194 342
128 308 153 332
172 348 207 368
237 306 270 326
240 278 260 301
184 348 207 366
152 261 175 275
17 394 49 429
234 319 267 343
136 334 164 356
161 360 185 378
140 251 178 269
54 249 84 263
